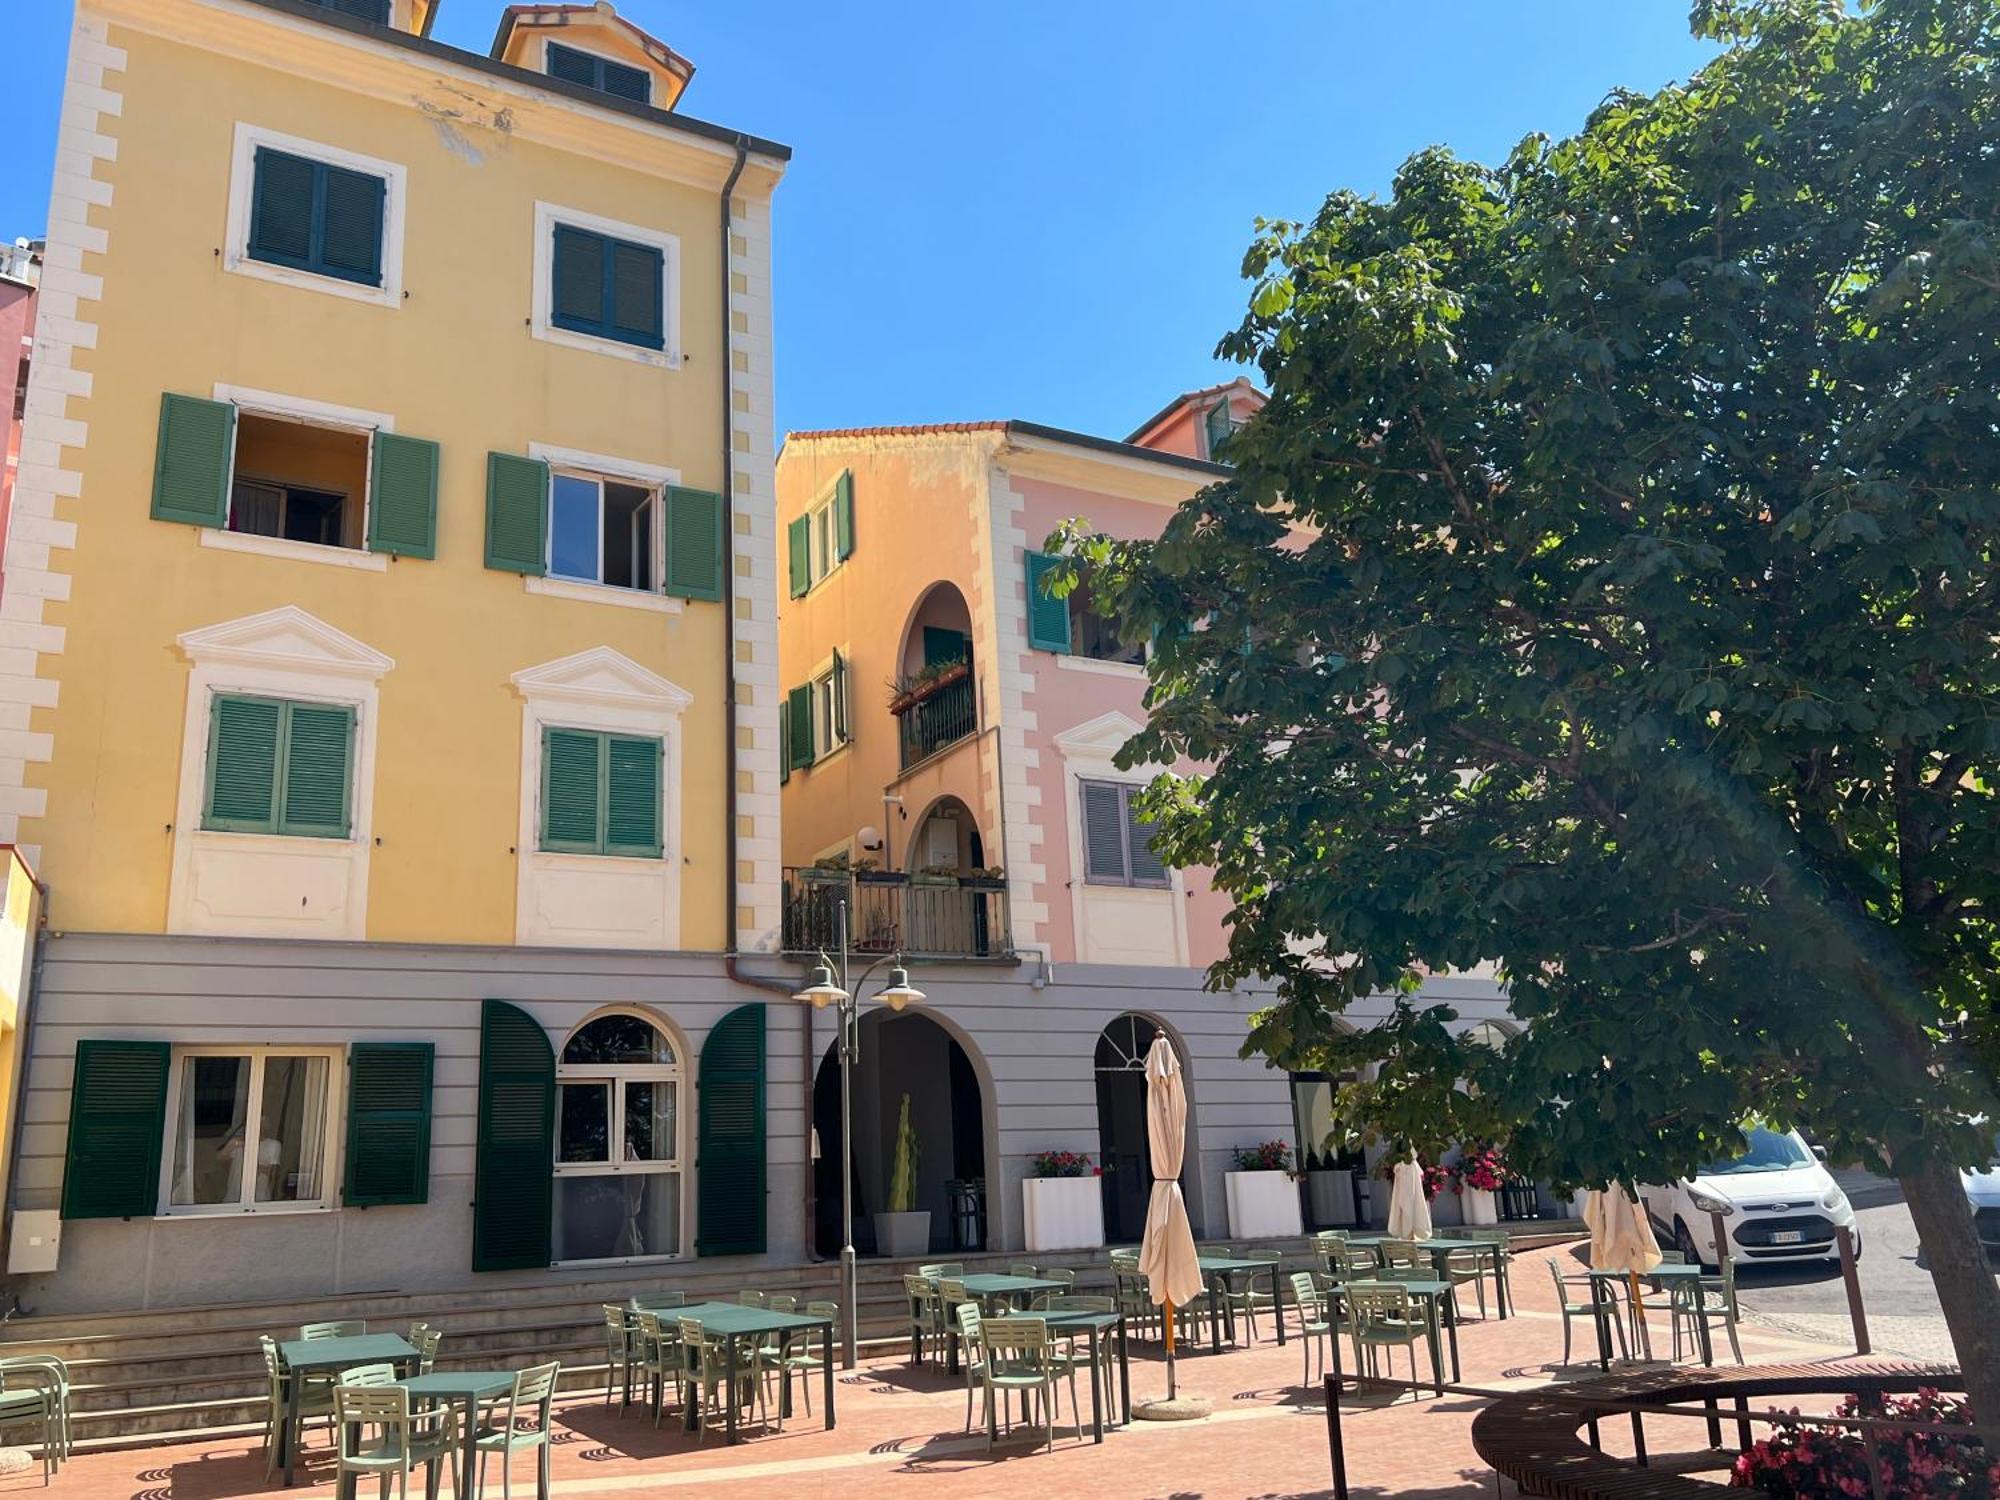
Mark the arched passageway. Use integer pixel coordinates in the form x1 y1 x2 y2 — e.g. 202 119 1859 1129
1094 1013 1190 1242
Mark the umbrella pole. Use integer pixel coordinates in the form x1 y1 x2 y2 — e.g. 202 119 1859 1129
1628 1270 1650 1360
1165 1300 1177 1399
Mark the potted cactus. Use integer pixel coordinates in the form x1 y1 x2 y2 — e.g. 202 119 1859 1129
873 1094 931 1257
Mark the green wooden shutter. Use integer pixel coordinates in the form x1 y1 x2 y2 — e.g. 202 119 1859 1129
248 148 315 267
204 694 282 831
599 57 652 102
609 240 666 350
279 702 355 838
485 452 548 574
550 225 605 331
319 164 386 285
662 486 723 601
1026 551 1071 652
542 727 603 851
344 1043 433 1206
151 393 235 528
787 684 813 770
60 1040 170 1220
831 649 849 745
787 516 810 597
472 1001 554 1272
367 433 438 558
778 698 791 785
604 734 663 857
832 471 855 561
544 40 598 87
697 1003 766 1255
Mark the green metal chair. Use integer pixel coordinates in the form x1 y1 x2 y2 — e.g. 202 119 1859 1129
1288 1272 1343 1387
737 1290 768 1308
601 1305 634 1409
473 1360 560 1500
631 1310 685 1428
1671 1258 1744 1365
903 1273 946 1363
1007 1261 1039 1278
1043 1294 1115 1414
952 1302 986 1433
338 1362 400 1387
333 1383 458 1500
1345 1282 1432 1400
1451 1228 1513 1315
1030 1267 1076 1309
1108 1256 1156 1340
0 1356 69 1484
679 1318 764 1443
975 1317 1076 1452
1378 1238 1423 1269
1217 1246 1281 1343
411 1326 442 1376
1546 1259 1626 1365
302 1319 366 1340
918 1262 964 1279
771 1299 837 1423
260 1335 333 1478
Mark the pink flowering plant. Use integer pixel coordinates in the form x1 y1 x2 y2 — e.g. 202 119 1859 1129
1030 1150 1096 1179
1728 1389 1992 1498
1374 1157 1452 1201
1231 1140 1294 1173
1454 1143 1507 1194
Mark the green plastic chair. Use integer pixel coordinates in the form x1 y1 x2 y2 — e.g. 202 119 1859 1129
474 1360 560 1500
1007 1261 1039 1278
1030 1267 1076 1310
679 1318 764 1443
737 1290 768 1308
772 1299 837 1422
903 1273 945 1363
1546 1259 1627 1365
301 1319 366 1340
334 1384 457 1500
1217 1247 1282 1343
338 1362 400 1387
1043 1294 1115 1411
1345 1282 1433 1399
918 1262 964 1279
976 1317 1077 1451
952 1302 986 1433
1671 1258 1744 1365
631 1310 685 1428
259 1336 332 1478
1288 1272 1343 1387
645 1290 689 1309
601 1305 633 1409
0 1356 69 1483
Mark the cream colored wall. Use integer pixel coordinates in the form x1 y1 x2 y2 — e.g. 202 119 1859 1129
773 435 998 874
16 6 779 948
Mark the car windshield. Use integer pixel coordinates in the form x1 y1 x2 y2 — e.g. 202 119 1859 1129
1699 1127 1810 1177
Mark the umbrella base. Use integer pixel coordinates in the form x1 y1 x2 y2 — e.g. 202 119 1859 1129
1133 1396 1212 1422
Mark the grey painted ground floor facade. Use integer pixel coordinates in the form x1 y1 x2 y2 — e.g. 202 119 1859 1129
4 932 1517 1314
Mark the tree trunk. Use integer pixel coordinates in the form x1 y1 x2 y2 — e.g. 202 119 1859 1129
1898 1153 2000 1447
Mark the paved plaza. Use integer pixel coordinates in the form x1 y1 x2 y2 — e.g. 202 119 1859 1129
5 1244 1885 1500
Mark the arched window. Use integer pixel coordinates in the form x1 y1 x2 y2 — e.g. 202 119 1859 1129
1463 1021 1515 1052
553 1009 685 1263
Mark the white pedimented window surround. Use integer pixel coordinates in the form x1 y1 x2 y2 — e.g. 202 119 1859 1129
1053 710 1189 968
168 606 393 941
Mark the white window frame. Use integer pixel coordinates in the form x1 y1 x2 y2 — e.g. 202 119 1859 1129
1054 711 1190 967
198 384 392 572
524 442 685 613
223 123 407 310
552 1008 688 1265
799 476 846 593
530 201 683 370
157 1044 344 1218
803 650 848 764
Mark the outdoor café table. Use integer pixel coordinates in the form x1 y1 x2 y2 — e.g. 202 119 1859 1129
1194 1254 1288 1354
274 1332 420 1486
663 1300 837 1444
393 1370 513 1500
1340 1276 1459 1394
1586 1263 1709 1368
1343 1234 1512 1318
929 1274 1066 1372
1038 1309 1130 1443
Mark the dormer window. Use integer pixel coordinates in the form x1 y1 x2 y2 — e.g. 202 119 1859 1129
546 41 652 104
1203 399 1241 460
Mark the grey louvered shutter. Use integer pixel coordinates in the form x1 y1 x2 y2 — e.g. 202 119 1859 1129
151 393 235 528
1080 780 1128 883
1125 789 1168 886
367 433 439 558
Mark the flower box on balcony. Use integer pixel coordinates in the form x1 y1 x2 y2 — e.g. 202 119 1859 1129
854 869 907 886
958 876 1005 891
1225 1170 1303 1238
888 660 970 716
1022 1176 1104 1253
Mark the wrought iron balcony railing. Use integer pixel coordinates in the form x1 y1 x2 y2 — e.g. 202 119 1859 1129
781 867 1013 960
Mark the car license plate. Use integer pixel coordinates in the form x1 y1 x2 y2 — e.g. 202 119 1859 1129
1772 1230 1803 1244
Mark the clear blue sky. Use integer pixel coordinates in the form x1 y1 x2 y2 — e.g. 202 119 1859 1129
0 2 1715 440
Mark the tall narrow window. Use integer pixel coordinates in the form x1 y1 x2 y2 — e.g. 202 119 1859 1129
1078 779 1170 888
549 472 657 590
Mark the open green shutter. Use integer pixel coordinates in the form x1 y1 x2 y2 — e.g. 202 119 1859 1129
542 727 603 851
151 393 235 528
472 1000 554 1272
61 1040 169 1220
1025 551 1071 653
368 433 439 559
604 734 663 857
831 649 848 745
787 684 813 770
833 471 855 561
663 486 724 602
280 702 355 838
204 694 282 832
485 452 548 574
778 699 791 785
697 1003 766 1255
345 1043 433 1206
787 516 810 597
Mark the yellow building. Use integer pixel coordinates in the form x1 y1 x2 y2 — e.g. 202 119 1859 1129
0 0 799 1313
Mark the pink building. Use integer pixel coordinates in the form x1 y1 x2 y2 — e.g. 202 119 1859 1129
773 382 1522 1255
0 241 41 592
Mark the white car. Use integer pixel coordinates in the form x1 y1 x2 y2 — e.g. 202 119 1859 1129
1965 1125 2000 1250
1640 1125 1859 1271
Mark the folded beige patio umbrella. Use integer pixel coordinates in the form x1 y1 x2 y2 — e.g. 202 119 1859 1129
1386 1154 1433 1240
1136 1034 1203 1400
1583 1185 1663 1359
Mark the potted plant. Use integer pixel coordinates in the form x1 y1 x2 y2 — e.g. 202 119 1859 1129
852 856 906 886
1022 1150 1105 1253
1224 1139 1302 1238
886 658 972 716
873 1094 930 1257
911 863 960 887
958 866 1006 890
800 851 852 885
1454 1142 1506 1226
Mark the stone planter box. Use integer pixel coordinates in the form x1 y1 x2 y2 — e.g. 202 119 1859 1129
1225 1169 1302 1239
875 1210 931 1258
1461 1187 1499 1226
1022 1176 1105 1253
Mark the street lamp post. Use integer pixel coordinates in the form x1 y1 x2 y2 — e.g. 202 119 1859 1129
791 898 924 1369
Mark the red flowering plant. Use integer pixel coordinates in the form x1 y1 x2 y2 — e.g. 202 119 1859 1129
1231 1140 1295 1174
1454 1143 1507 1194
1729 1389 1992 1499
1030 1150 1096 1179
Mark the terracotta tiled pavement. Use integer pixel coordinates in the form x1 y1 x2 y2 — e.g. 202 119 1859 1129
7 1247 1866 1500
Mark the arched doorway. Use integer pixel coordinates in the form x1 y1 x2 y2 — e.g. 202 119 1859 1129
893 583 976 770
553 1010 687 1263
1095 1014 1183 1243
812 1010 989 1257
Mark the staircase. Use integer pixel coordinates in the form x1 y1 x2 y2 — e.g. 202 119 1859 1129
1 1225 1582 1450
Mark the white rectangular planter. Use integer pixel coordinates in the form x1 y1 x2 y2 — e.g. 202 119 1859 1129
1022 1176 1105 1253
1225 1170 1303 1238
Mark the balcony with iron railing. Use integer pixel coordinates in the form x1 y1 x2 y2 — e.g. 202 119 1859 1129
892 662 976 770
781 867 1013 961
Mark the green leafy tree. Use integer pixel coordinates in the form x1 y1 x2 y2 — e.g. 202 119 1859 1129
1056 0 2000 1423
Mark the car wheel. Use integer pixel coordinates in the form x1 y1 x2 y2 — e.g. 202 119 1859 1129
1674 1217 1713 1272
